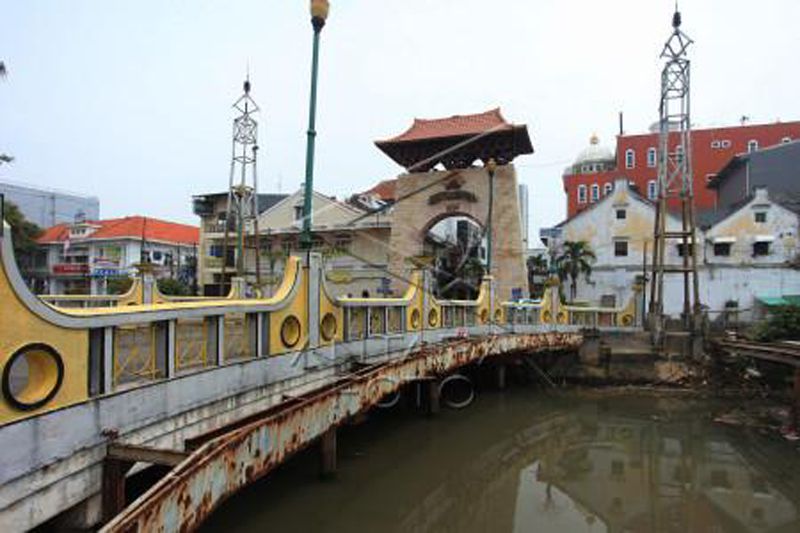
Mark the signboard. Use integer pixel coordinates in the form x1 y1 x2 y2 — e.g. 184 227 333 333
53 264 89 275
92 268 123 278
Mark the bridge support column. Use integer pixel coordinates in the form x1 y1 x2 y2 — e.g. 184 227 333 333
426 379 441 416
319 428 337 479
496 363 507 390
792 369 800 434
101 457 133 524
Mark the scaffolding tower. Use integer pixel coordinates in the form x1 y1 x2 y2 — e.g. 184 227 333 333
648 8 701 345
221 79 262 291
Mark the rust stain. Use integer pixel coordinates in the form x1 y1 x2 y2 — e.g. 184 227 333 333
101 332 582 533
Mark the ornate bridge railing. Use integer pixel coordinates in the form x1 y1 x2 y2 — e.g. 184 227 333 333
0 220 642 427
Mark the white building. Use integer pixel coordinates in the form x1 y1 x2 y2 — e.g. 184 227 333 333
543 179 800 320
36 216 199 295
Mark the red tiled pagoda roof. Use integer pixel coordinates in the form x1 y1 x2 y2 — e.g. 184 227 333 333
381 108 512 143
375 108 533 171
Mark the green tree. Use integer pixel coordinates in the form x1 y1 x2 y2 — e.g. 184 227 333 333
555 241 596 301
752 306 800 342
157 277 191 296
2 200 43 272
106 276 133 295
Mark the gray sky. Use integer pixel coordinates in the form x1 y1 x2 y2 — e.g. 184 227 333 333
1 1 798 241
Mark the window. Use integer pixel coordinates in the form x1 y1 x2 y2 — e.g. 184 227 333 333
591 184 600 202
711 140 721 149
647 180 657 200
577 185 587 204
755 211 767 223
748 140 759 153
677 244 694 257
753 241 770 256
625 149 635 169
675 145 684 164
647 147 657 167
603 182 613 196
721 140 732 148
614 241 629 257
616 209 627 220
782 137 792 144
714 243 731 256
294 205 305 221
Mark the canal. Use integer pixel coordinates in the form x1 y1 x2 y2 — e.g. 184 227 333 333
202 387 800 532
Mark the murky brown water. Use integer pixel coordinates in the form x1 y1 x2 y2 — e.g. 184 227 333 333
203 389 800 533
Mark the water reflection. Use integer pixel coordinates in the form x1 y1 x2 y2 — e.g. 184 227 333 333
204 392 800 533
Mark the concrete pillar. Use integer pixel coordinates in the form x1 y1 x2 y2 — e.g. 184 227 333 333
102 326 114 393
101 457 133 524
426 379 441 416
319 428 337 479
497 364 507 390
307 253 321 349
792 369 800 434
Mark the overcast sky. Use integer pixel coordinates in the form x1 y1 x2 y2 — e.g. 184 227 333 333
1 1 798 241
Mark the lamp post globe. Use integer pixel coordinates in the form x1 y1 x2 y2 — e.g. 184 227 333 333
310 0 330 30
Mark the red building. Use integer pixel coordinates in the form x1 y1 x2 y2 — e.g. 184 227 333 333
563 121 800 218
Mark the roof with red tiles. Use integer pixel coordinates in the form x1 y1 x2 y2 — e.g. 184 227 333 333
37 216 199 245
363 179 397 202
380 108 512 144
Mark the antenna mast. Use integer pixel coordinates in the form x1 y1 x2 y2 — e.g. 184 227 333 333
648 6 701 346
221 78 262 292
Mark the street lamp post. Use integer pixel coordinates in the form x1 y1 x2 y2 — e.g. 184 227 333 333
485 158 497 274
301 0 330 250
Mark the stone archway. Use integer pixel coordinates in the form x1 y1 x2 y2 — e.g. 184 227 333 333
388 164 527 302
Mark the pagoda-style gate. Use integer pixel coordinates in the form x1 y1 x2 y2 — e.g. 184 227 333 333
375 108 533 302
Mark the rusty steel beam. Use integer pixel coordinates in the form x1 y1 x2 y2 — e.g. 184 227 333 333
714 339 800 368
107 443 189 468
101 332 581 532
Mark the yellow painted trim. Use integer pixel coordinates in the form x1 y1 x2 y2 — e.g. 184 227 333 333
268 258 308 355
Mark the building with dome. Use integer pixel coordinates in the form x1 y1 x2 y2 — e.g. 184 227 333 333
562 120 800 219
566 134 616 176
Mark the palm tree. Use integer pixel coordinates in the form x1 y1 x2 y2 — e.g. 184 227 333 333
555 241 596 301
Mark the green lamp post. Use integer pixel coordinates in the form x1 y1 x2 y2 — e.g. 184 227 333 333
300 0 330 250
485 158 497 273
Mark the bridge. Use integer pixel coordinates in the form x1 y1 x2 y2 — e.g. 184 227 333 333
0 220 643 531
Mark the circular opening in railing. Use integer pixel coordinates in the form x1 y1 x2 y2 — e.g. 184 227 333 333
410 309 421 329
320 313 337 342
2 344 64 411
428 308 439 327
280 316 302 348
494 308 503 322
480 308 489 324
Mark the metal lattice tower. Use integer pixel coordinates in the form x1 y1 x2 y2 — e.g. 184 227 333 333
648 8 701 341
221 78 262 288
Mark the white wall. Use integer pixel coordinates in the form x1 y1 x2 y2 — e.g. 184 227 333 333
575 266 800 320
